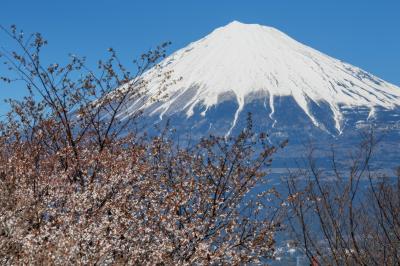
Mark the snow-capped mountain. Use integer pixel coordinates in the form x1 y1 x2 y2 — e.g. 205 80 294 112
116 21 400 165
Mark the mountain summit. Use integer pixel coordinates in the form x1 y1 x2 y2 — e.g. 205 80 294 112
119 21 400 138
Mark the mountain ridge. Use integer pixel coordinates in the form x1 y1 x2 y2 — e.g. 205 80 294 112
116 21 400 137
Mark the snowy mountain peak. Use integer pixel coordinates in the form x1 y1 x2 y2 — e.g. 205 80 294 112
225 20 243 26
122 21 400 135
218 20 276 32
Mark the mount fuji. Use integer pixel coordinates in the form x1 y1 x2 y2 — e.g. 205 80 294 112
116 21 400 166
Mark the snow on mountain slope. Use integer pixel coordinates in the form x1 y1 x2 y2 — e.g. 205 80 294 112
118 21 400 135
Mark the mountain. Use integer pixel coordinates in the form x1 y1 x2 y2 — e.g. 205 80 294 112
116 21 400 167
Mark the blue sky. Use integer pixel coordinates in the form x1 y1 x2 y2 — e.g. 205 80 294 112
1 1 399 114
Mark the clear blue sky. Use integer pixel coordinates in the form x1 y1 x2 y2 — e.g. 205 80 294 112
1 1 399 114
